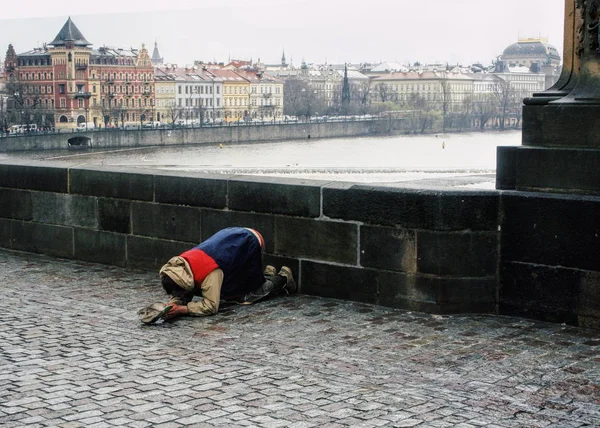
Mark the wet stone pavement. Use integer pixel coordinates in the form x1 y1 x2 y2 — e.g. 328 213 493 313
0 250 599 428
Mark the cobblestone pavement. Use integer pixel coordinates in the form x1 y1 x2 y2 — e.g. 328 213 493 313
0 250 599 428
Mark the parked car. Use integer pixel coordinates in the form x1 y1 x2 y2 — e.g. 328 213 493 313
77 122 95 131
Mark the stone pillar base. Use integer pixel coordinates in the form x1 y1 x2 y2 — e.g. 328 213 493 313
497 145 600 195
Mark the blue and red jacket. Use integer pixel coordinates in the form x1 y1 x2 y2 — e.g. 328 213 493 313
180 227 265 299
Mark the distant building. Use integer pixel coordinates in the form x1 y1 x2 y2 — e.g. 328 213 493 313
151 42 164 67
4 17 156 129
501 37 561 88
207 68 250 122
233 68 284 121
154 65 223 124
371 71 475 105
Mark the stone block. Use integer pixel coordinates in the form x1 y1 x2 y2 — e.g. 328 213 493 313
98 198 131 234
0 163 68 192
69 168 154 201
579 271 600 328
0 188 32 220
127 235 193 270
131 202 200 242
323 185 499 231
228 176 323 218
0 219 14 248
499 261 579 325
416 231 498 277
274 217 357 265
496 146 518 190
360 225 416 273
74 228 126 267
515 146 600 195
201 209 274 252
525 104 600 149
301 261 377 304
31 192 97 228
378 271 496 314
501 192 600 271
10 221 73 258
154 172 228 208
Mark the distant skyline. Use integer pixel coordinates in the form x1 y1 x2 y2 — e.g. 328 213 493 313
1 0 565 67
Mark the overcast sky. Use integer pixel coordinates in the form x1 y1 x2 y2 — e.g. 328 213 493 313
1 0 564 67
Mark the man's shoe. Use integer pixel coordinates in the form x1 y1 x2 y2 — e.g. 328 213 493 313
278 266 297 294
263 265 277 276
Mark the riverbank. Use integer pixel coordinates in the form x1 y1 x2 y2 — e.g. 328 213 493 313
0 120 382 152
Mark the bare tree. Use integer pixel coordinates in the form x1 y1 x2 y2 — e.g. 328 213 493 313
376 83 394 103
166 103 184 128
6 81 42 130
492 78 517 131
354 80 372 114
472 93 498 131
438 77 452 132
407 93 439 133
284 79 325 120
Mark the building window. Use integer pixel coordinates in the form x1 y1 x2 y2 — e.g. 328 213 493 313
59 84 65 94
60 98 66 108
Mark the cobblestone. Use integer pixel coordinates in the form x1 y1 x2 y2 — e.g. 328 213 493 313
0 249 599 427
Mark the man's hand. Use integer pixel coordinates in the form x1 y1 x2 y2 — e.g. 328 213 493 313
163 304 188 320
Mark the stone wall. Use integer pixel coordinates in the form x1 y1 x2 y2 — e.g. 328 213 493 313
0 121 385 152
499 191 600 328
0 162 499 315
1 161 598 327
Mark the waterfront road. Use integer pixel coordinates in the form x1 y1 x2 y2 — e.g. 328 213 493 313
0 249 598 427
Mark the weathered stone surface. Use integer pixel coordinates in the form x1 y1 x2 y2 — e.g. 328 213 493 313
0 188 32 221
154 172 228 208
500 261 579 325
1 249 598 428
98 198 131 234
301 261 377 304
228 176 323 218
0 219 10 247
324 185 499 231
70 168 154 201
31 192 97 228
360 225 416 273
131 202 200 242
274 217 357 265
496 146 518 190
10 220 73 257
74 228 126 267
201 209 275 252
416 230 498 277
579 271 600 329
127 235 193 270
0 163 67 192
515 146 600 195
378 271 496 313
501 192 600 271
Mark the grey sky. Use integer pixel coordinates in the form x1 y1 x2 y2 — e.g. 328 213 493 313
1 0 564 67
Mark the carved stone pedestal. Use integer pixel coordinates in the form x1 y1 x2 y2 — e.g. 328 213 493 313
497 0 600 195
497 1 600 329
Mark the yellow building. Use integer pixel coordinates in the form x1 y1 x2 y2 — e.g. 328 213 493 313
154 67 176 124
208 69 250 122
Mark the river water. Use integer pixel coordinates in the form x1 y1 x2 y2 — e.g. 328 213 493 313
1 131 521 189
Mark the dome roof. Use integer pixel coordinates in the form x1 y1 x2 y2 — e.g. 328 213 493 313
502 40 560 61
